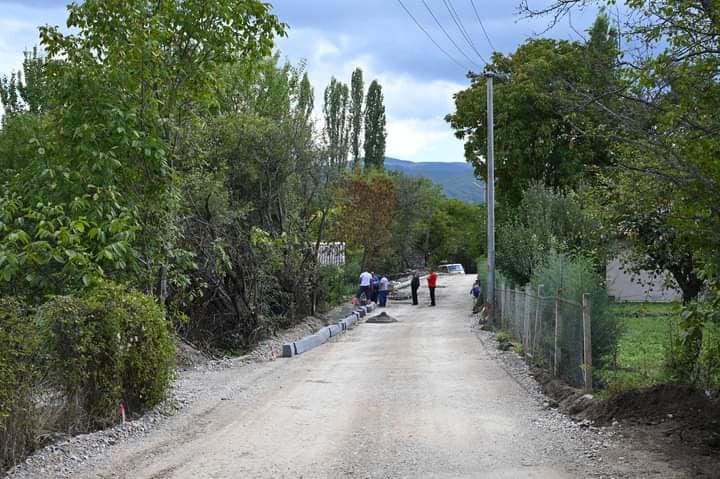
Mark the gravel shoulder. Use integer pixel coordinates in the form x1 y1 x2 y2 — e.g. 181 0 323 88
6 275 692 478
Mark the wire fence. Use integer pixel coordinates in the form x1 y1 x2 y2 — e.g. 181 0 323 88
495 284 593 390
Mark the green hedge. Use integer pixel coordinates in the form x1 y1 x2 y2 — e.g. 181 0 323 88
0 298 39 471
37 282 175 431
531 252 621 371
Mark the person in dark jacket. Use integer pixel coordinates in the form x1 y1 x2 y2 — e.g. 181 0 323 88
410 273 420 305
370 272 379 303
470 281 482 313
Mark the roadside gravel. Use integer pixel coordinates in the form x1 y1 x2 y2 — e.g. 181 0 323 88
472 320 688 478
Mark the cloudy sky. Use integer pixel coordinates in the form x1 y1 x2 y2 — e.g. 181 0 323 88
0 0 600 163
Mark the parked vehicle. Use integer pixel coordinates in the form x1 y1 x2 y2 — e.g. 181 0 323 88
438 263 465 274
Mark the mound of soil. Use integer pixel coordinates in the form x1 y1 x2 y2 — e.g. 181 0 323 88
175 338 213 370
580 384 720 475
581 384 719 427
366 312 398 323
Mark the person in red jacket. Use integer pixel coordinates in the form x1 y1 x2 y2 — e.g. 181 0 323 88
427 270 438 306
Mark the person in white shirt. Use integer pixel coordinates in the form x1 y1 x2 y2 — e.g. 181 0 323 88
358 271 372 302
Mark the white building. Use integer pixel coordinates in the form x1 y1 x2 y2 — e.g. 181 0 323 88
606 255 681 302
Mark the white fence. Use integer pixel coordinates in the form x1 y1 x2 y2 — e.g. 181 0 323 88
318 242 345 266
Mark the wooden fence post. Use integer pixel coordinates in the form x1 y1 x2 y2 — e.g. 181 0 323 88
553 290 560 377
515 287 522 337
535 284 544 356
524 286 532 353
582 293 593 391
499 282 505 327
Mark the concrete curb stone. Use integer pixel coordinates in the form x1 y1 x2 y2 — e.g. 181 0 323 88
281 304 376 357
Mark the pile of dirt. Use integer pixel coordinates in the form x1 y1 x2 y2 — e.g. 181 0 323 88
580 384 720 449
174 338 213 370
580 384 719 426
532 366 720 473
579 384 720 475
366 312 398 323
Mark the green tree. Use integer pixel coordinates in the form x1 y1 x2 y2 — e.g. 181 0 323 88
389 173 444 271
323 77 351 171
587 157 704 303
350 68 364 169
446 14 619 207
496 183 599 285
0 48 48 117
0 0 285 299
175 56 336 349
297 72 315 124
522 0 720 385
363 79 386 169
427 198 486 272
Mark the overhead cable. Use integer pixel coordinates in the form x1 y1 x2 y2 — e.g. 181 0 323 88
470 0 497 52
443 0 488 64
421 0 484 69
396 0 471 72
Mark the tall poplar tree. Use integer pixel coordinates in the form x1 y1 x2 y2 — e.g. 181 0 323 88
349 68 364 169
322 77 350 170
363 79 386 169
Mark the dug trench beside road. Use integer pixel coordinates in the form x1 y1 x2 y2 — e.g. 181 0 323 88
12 274 692 478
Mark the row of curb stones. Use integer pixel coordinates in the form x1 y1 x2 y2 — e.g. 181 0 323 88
281 304 377 357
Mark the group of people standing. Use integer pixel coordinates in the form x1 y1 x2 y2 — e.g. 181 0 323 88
357 270 439 308
410 271 438 306
357 271 390 307
356 268 478 311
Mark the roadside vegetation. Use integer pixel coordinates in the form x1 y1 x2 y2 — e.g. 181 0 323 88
0 0 486 471
455 5 720 399
599 303 674 392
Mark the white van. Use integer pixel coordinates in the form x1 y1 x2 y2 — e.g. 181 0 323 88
438 263 465 274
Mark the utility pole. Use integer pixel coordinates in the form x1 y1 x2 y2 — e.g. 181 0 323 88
485 72 496 317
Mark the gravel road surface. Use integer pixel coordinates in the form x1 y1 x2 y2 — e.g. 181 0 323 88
15 274 687 478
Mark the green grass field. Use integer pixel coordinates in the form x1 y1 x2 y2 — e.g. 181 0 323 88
599 302 677 390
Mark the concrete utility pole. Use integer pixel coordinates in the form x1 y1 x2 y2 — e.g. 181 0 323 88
485 72 496 314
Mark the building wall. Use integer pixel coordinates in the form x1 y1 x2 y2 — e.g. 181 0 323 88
606 257 681 302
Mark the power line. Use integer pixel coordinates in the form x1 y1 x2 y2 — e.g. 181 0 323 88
470 0 497 52
442 0 488 64
421 0 484 69
396 0 471 72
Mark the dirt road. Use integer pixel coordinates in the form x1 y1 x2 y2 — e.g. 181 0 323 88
68 274 684 478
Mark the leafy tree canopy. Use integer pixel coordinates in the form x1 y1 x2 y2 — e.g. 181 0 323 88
446 14 619 207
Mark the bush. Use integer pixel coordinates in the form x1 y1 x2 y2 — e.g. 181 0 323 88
531 252 622 371
496 183 599 285
666 314 720 389
495 330 511 344
697 323 720 389
316 255 361 311
37 282 174 431
0 298 39 471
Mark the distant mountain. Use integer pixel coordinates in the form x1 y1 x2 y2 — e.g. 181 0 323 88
384 157 485 204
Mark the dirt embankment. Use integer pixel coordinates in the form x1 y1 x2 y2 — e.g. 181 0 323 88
531 368 720 477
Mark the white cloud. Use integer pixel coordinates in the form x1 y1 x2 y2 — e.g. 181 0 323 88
277 27 468 164
0 4 66 77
